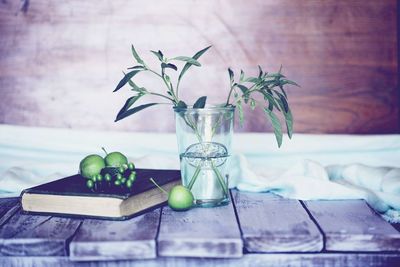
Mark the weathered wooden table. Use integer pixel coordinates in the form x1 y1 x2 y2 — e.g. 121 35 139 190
0 191 399 266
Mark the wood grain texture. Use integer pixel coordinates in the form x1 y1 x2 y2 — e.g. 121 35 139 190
0 210 81 256
0 0 397 134
304 200 400 252
70 209 160 261
0 198 20 227
157 198 243 258
0 253 400 267
231 191 323 252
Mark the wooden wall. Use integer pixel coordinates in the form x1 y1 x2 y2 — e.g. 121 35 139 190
0 0 398 133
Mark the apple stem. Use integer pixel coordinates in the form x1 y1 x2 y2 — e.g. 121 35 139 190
149 178 168 195
101 147 108 155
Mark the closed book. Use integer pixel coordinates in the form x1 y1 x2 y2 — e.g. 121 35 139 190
21 168 181 220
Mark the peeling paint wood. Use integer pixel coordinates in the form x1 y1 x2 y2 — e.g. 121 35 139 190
0 253 400 267
0 210 81 256
304 200 400 252
232 191 323 252
70 209 160 261
157 195 243 258
0 0 397 134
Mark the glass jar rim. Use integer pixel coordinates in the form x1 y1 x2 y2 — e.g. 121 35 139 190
173 105 235 113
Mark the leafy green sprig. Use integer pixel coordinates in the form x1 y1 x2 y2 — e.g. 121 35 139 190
113 45 211 121
224 66 300 147
113 45 299 147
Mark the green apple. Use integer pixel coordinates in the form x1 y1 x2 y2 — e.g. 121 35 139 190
104 151 128 167
168 185 194 211
79 154 105 179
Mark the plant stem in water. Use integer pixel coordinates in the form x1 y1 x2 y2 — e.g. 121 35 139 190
211 160 228 196
187 163 202 190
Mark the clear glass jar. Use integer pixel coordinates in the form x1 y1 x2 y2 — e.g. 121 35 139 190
174 106 235 207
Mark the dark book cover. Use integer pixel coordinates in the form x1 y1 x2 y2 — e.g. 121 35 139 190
21 168 181 220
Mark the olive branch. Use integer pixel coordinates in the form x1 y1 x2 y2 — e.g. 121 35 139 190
113 45 299 147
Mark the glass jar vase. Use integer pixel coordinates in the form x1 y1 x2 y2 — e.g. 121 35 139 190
174 106 235 207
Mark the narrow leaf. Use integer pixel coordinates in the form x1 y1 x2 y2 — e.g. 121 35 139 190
236 84 248 95
127 65 145 70
228 68 234 85
150 50 164 61
177 100 188 108
279 85 288 99
161 63 178 71
128 79 146 92
115 103 158 122
265 73 285 79
243 77 260 83
258 65 263 78
131 45 145 65
275 96 293 139
240 70 245 82
261 91 281 111
264 108 283 147
280 79 300 87
116 94 143 119
171 56 201 66
178 45 211 83
114 70 141 92
236 100 244 127
193 96 207 108
250 99 256 110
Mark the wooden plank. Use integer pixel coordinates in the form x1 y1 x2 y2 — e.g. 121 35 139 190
304 200 400 251
0 0 397 134
70 209 160 261
232 191 323 252
0 211 81 256
0 198 20 227
0 253 400 267
157 195 243 258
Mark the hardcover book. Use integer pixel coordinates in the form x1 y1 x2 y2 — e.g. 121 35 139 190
21 168 181 220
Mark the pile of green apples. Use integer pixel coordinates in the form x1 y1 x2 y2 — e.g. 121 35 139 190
79 149 136 189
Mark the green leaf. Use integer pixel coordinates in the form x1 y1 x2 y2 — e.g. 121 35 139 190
177 100 188 108
193 96 207 108
131 45 145 65
265 73 285 79
114 70 141 92
275 96 293 139
236 84 248 95
178 45 211 83
279 85 288 99
261 90 280 112
250 99 256 110
127 65 145 70
116 94 143 119
274 91 288 113
164 74 171 84
171 56 201 66
258 65 263 78
280 79 300 87
150 50 164 61
115 103 158 122
239 70 245 82
243 77 260 83
237 102 244 127
228 68 234 85
128 79 146 92
161 63 178 71
264 108 283 147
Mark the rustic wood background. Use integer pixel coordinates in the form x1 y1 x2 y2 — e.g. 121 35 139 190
0 0 398 133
